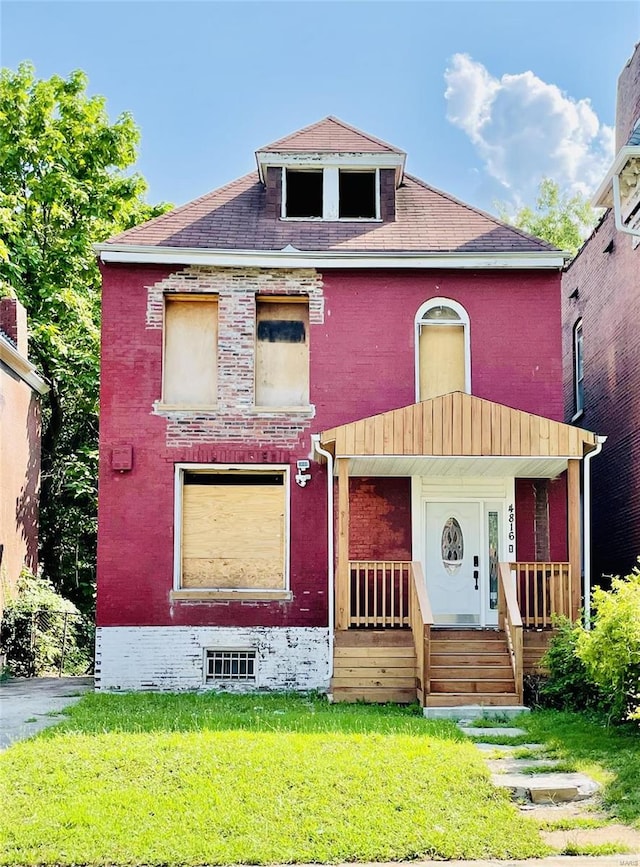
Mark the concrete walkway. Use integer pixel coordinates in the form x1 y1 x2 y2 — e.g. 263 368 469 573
0 675 93 749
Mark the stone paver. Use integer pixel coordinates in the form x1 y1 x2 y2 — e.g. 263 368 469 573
492 771 600 803
458 725 527 738
485 757 561 773
0 676 93 749
473 741 546 753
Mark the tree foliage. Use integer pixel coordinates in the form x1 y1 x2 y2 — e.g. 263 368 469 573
0 63 170 612
578 571 640 723
500 178 598 257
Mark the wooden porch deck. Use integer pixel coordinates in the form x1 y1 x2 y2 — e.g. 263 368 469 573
330 560 570 706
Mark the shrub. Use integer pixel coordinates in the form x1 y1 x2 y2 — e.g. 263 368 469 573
0 571 93 677
539 616 602 711
578 571 640 723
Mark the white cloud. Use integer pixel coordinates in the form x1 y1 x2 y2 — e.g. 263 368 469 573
444 53 614 206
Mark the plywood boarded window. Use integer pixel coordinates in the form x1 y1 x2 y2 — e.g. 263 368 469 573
163 296 217 405
255 299 309 407
418 303 467 400
181 471 286 590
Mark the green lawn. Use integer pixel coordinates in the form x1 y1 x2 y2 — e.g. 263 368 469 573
520 710 640 828
0 692 548 865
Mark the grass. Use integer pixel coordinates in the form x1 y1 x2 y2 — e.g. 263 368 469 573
0 692 550 865
518 710 640 827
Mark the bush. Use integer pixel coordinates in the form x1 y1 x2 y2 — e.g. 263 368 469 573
539 616 602 711
0 571 93 677
578 570 640 723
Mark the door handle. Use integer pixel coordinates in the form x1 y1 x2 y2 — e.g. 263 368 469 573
474 570 479 590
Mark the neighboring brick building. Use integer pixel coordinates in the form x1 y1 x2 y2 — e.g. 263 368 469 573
0 297 48 613
563 43 640 585
96 117 600 707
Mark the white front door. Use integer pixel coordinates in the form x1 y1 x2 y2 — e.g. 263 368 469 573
425 501 482 625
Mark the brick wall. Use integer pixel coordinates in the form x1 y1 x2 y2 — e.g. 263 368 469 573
95 625 330 692
349 477 412 561
562 43 640 581
615 43 640 149
563 211 640 580
98 262 565 628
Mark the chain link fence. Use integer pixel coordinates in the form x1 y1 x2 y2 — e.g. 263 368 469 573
0 608 94 678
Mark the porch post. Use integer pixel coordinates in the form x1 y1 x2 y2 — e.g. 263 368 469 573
336 457 350 630
567 459 581 621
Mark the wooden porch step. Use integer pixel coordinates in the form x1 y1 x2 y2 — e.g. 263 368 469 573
334 630 414 648
331 686 417 704
431 639 509 653
425 693 521 707
430 665 514 679
431 652 509 666
430 679 516 694
431 629 503 640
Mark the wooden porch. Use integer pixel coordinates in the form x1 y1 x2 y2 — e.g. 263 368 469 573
321 393 598 707
331 558 571 706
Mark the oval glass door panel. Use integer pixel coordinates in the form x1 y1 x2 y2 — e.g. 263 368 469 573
441 516 463 574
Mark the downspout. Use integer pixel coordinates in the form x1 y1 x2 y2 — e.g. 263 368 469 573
583 435 607 628
311 434 335 682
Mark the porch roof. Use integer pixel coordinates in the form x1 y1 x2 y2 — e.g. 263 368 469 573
320 393 597 471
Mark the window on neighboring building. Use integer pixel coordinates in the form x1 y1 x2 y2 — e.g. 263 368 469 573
285 170 323 218
163 295 218 406
255 298 309 407
339 170 377 218
416 299 470 401
282 167 380 220
179 468 288 591
573 319 584 416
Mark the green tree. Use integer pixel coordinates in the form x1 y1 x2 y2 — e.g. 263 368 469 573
0 63 170 612
499 178 598 257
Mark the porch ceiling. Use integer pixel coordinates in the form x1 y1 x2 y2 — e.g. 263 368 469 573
339 455 570 478
320 392 597 462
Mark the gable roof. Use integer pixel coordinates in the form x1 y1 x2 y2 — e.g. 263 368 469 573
320 392 597 459
105 171 557 255
257 116 405 155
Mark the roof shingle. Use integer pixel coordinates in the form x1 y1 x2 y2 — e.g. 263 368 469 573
257 116 405 154
107 171 557 254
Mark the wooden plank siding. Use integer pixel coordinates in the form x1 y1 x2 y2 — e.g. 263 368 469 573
322 393 596 458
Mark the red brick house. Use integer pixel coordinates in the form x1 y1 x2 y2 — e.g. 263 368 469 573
563 44 640 595
95 117 601 709
0 297 48 614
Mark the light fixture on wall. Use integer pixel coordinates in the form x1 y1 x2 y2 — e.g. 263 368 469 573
295 459 312 487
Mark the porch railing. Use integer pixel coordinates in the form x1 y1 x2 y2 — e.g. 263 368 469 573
498 561 524 705
511 561 572 628
408 561 434 704
347 560 411 627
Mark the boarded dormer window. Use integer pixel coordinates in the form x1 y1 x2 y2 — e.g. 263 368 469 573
285 170 323 218
339 171 376 218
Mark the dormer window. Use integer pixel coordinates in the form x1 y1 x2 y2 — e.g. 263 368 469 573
285 170 323 218
339 170 377 218
282 167 380 221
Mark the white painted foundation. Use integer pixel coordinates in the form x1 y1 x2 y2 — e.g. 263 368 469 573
95 626 331 693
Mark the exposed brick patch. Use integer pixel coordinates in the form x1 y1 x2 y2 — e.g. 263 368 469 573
145 266 324 329
349 477 412 560
144 266 324 447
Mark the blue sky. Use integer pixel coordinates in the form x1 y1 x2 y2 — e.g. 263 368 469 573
1 1 638 214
